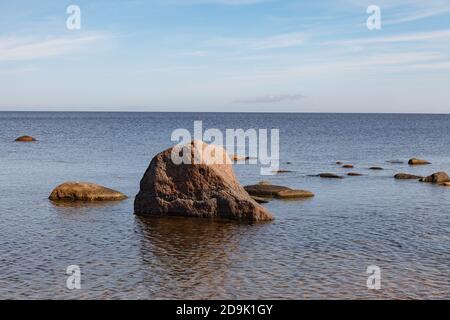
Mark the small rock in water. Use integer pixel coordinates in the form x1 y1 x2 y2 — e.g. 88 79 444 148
335 161 343 165
420 172 450 184
15 135 36 142
49 182 127 202
272 169 294 174
394 173 423 180
387 160 404 164
408 158 431 165
347 172 363 176
317 173 343 179
342 164 354 168
244 184 314 199
440 182 450 187
369 167 384 170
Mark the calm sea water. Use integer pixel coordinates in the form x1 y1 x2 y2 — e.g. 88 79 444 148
0 112 449 299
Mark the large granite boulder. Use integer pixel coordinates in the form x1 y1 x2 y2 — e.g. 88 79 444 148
420 172 450 184
134 141 273 222
49 182 127 201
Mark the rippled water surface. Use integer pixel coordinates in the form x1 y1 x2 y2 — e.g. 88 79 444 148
0 112 449 299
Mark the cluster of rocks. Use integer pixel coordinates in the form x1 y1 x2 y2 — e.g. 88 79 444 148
38 136 448 222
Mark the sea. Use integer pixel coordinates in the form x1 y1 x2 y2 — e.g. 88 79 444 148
0 112 449 299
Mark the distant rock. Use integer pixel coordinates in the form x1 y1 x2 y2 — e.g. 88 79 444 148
342 164 354 168
134 141 273 222
272 169 294 174
420 172 450 184
15 135 36 142
408 158 431 165
317 173 343 179
49 182 127 202
244 184 314 199
369 167 384 170
387 160 404 164
394 173 423 180
231 154 246 161
347 172 363 176
335 161 343 165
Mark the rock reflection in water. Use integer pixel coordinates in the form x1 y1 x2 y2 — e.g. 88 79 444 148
135 216 255 299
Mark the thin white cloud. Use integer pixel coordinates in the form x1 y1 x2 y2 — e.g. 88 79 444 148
385 5 450 25
208 32 306 50
0 32 110 61
235 94 306 104
325 29 450 46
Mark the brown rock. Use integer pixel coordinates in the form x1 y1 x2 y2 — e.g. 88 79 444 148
231 154 246 161
342 164 354 168
394 173 423 180
420 172 450 184
347 172 363 176
317 173 343 179
251 196 270 204
408 158 431 165
369 167 384 170
244 184 314 199
15 135 36 142
134 141 273 222
335 161 343 165
272 169 294 174
440 182 450 187
49 182 127 201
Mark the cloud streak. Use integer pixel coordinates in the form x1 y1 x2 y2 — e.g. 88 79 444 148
235 94 306 104
0 32 109 61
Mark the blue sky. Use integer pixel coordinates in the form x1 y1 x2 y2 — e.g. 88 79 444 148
1 0 450 112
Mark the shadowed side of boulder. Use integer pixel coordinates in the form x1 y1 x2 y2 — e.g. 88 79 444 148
15 136 36 142
49 182 128 201
134 141 273 222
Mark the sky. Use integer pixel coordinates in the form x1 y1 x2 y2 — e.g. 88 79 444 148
1 0 450 113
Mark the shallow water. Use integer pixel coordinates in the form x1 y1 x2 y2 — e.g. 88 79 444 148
0 112 449 299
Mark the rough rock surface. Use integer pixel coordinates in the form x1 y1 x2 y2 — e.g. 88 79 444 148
244 184 314 199
15 136 36 142
420 172 450 184
394 173 423 180
409 158 431 165
134 141 273 222
49 182 127 201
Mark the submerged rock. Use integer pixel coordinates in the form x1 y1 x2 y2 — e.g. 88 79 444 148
394 173 423 180
408 158 431 165
347 172 363 176
420 172 450 184
49 182 127 202
369 167 384 170
15 135 36 142
342 164 354 168
335 161 343 165
134 141 273 222
387 160 404 164
244 184 314 199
